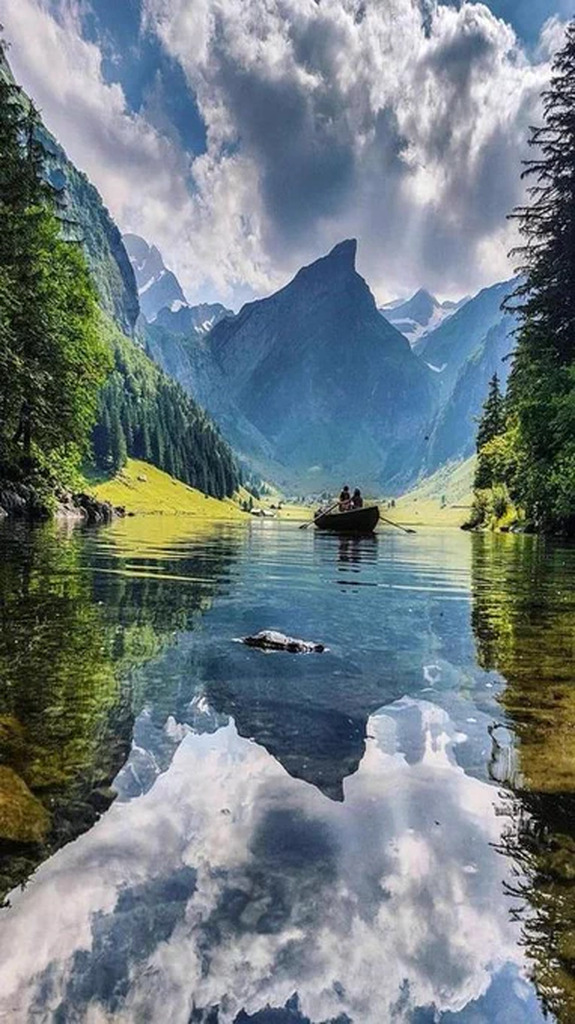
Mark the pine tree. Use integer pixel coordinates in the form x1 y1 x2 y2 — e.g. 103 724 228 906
474 373 506 489
109 413 127 473
0 41 110 488
501 21 575 531
476 374 505 452
506 22 575 365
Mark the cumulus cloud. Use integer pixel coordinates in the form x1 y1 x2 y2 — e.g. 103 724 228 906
0 1 216 279
0 0 561 304
144 0 553 300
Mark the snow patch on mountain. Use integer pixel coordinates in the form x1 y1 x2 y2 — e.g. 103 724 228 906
380 289 467 346
123 233 187 322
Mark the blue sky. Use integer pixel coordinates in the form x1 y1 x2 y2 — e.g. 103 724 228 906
484 0 572 40
64 0 207 155
0 0 571 306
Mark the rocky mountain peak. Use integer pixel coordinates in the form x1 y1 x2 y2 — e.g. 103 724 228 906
123 233 187 322
326 237 357 266
202 239 434 488
292 238 358 288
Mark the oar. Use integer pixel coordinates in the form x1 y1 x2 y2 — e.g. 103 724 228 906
299 500 340 529
379 512 416 534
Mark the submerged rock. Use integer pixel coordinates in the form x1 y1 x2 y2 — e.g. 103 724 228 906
0 766 51 844
240 630 326 654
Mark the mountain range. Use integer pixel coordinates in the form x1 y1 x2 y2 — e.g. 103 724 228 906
123 233 232 334
136 234 516 491
13 8 516 501
140 240 441 489
380 289 467 345
1 37 519 506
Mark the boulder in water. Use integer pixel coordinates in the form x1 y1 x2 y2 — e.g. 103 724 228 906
240 630 326 653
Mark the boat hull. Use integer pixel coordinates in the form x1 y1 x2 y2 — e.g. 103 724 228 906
314 505 380 533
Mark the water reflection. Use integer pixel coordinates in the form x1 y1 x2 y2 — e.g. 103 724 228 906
336 533 378 564
0 518 242 904
0 521 571 1022
0 704 541 1023
470 534 575 1022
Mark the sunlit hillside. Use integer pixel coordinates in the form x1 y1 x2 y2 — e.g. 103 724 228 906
90 459 247 518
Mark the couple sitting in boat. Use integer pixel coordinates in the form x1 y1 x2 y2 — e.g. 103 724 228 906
339 485 363 511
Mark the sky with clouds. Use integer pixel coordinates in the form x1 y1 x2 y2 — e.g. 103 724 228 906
0 0 571 306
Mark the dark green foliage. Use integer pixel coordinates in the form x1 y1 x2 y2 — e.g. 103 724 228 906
0 44 138 335
476 374 505 452
92 325 240 499
0 44 240 505
0 50 111 495
474 373 506 489
473 23 575 533
504 23 575 532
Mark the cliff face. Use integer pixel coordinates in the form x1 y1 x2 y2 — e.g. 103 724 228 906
425 317 516 472
415 279 518 473
203 240 436 489
123 234 186 323
0 49 139 335
416 280 515 396
39 129 140 336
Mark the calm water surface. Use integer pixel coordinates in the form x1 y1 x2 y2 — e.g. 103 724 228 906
0 517 574 1023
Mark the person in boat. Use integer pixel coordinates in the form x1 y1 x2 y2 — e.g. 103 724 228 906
339 485 351 511
351 487 363 509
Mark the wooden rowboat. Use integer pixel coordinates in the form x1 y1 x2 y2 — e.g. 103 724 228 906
314 505 380 533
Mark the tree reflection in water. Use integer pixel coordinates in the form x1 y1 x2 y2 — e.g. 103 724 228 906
471 533 575 1021
0 519 240 906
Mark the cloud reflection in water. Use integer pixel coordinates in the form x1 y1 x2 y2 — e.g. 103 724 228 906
0 698 544 1023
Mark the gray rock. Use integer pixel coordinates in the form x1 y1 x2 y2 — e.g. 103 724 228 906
72 493 116 524
240 630 326 653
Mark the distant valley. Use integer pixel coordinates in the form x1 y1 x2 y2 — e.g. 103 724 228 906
127 232 517 493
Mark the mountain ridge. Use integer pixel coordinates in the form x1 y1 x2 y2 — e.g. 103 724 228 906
380 288 465 345
0 48 140 336
123 233 187 322
121 231 519 495
201 239 436 489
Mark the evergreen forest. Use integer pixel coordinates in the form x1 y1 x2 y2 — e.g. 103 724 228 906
0 41 240 510
473 22 575 534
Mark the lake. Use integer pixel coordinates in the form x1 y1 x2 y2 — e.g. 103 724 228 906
0 517 574 1023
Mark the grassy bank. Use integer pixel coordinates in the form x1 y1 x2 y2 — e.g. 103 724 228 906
391 457 475 528
89 459 247 518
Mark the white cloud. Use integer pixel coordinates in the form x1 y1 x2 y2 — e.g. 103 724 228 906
0 0 557 305
537 14 569 59
144 0 553 301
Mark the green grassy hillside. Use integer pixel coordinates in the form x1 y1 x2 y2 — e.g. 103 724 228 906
90 459 246 517
392 457 475 527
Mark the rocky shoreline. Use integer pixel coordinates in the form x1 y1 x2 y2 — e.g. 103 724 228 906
0 483 125 524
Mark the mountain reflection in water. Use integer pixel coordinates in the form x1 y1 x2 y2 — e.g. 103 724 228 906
0 520 573 1022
